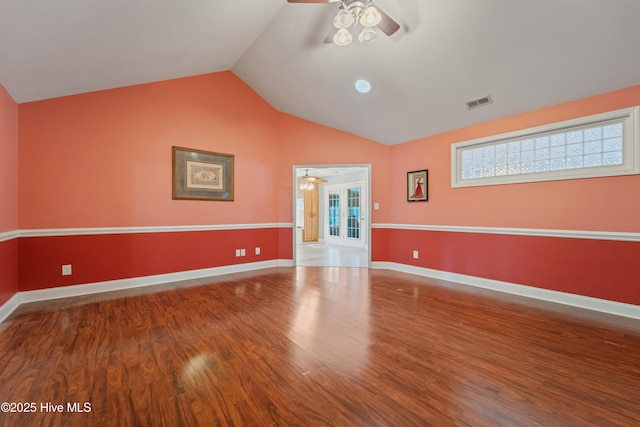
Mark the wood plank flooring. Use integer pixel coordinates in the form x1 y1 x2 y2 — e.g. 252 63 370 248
1 267 639 426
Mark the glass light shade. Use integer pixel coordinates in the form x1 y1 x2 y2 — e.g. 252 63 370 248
334 28 353 46
300 180 315 190
360 6 382 27
333 9 354 29
358 27 377 44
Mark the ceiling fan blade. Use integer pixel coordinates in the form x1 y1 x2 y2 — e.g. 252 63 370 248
308 177 328 183
323 27 338 43
377 8 400 36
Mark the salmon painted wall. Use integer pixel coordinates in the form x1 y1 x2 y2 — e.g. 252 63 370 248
385 85 640 305
276 113 390 224
389 85 640 231
0 83 19 305
17 72 284 291
0 84 18 232
19 72 279 229
276 113 390 259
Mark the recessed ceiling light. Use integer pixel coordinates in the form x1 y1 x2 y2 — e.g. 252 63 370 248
354 78 373 95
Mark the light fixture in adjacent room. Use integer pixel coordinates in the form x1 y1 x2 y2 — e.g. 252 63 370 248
354 78 373 95
299 169 327 190
299 179 315 191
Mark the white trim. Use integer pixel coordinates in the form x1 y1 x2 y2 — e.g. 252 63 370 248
451 106 640 188
0 230 19 243
19 259 293 304
9 223 639 242
18 223 294 238
0 293 21 323
371 261 640 320
0 259 294 323
372 223 640 242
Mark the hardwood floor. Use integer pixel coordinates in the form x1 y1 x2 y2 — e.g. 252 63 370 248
1 267 639 426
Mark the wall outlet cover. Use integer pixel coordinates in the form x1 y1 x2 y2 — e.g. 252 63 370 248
62 264 72 276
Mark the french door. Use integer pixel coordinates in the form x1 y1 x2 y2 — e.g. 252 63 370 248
324 182 366 248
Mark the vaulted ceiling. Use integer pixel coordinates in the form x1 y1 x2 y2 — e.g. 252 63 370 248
2 0 640 145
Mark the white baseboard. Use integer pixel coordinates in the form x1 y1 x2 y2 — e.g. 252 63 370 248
0 293 21 324
0 259 294 323
2 260 638 323
371 261 640 320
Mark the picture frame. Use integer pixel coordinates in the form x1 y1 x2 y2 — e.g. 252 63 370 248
172 146 234 201
407 169 428 202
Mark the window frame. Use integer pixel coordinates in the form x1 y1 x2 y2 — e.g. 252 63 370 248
451 106 640 188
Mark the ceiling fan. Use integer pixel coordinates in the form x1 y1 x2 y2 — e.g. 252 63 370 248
288 0 400 46
298 169 328 190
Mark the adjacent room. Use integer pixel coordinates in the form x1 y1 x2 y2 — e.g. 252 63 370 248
1 0 639 425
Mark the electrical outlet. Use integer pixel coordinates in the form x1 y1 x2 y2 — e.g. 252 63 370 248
235 249 241 257
62 264 72 276
255 247 261 255
412 250 419 259
240 249 246 256
374 202 380 210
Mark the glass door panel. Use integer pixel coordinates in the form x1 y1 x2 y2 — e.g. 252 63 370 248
346 187 360 240
328 192 341 237
325 183 365 248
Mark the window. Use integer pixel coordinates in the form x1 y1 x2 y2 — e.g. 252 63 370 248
451 107 639 187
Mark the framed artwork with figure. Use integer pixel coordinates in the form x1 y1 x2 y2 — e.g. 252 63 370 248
172 146 234 201
407 169 428 202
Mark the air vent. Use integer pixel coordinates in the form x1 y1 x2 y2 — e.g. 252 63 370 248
466 95 493 110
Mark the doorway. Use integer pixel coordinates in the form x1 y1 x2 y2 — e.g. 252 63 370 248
294 165 370 267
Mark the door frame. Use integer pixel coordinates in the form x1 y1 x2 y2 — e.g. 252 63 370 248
292 164 372 267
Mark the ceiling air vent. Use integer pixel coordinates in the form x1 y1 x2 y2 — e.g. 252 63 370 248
466 95 493 110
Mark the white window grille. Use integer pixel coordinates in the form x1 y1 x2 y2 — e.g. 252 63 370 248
451 107 639 187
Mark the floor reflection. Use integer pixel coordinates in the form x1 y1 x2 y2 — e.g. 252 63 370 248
296 243 368 267
288 267 371 374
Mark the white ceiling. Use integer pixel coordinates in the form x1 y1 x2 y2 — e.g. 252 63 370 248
2 0 640 145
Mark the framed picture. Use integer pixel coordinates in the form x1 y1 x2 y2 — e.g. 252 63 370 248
172 146 234 201
407 169 428 202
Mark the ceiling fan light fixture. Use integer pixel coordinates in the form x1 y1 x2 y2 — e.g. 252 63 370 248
358 27 377 43
299 169 326 190
334 28 353 46
333 9 354 29
360 5 382 27
300 181 314 190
